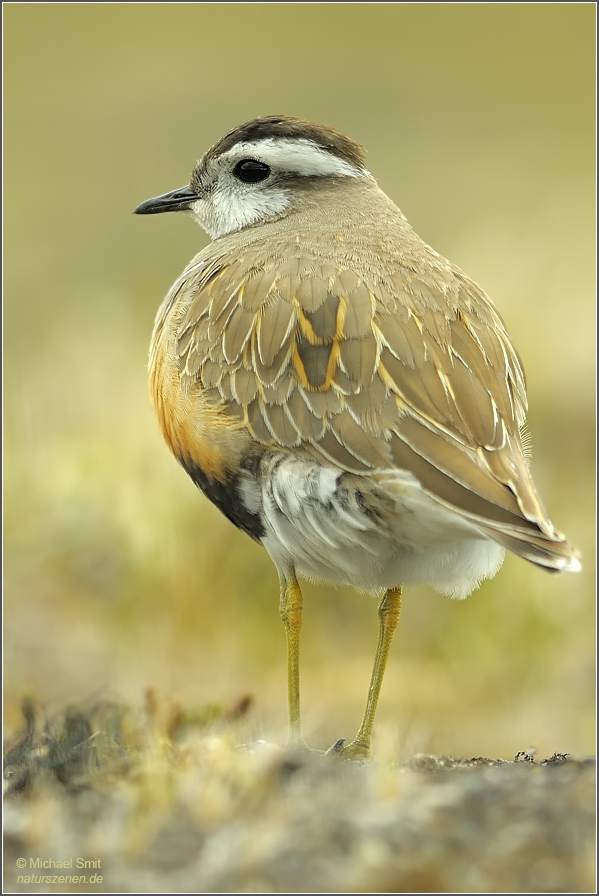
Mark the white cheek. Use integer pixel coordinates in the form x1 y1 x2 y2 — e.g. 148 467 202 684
190 182 292 239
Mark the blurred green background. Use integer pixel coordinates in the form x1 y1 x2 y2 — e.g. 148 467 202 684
4 4 595 758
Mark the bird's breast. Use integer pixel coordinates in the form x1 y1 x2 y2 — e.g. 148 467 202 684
149 296 263 540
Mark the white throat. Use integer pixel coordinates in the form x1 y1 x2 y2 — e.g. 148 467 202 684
189 185 292 240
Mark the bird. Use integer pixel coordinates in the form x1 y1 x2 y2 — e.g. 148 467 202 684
134 115 580 759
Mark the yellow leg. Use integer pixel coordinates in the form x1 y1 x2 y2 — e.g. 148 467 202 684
279 573 304 745
333 586 403 760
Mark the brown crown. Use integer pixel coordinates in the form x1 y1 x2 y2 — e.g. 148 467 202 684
202 115 367 169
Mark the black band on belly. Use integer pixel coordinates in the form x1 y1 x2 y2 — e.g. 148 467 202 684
180 456 265 542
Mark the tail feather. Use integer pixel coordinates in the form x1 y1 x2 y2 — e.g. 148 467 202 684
477 522 581 573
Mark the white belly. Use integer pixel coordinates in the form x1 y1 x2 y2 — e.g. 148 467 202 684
240 454 505 599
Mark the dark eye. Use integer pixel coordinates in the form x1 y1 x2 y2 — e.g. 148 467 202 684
234 159 271 183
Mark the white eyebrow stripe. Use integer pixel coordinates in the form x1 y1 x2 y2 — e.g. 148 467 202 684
222 138 369 178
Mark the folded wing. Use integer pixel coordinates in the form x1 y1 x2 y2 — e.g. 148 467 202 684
175 249 579 571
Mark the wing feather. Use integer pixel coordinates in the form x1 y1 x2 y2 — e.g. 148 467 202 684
302 293 339 343
339 336 378 385
261 402 302 447
230 367 258 406
222 304 255 364
257 300 296 366
286 389 327 442
342 283 374 339
295 274 330 311
240 269 279 312
172 248 558 550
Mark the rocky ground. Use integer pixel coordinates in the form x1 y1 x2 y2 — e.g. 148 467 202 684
3 696 596 894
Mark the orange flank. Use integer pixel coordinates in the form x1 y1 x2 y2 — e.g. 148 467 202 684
150 305 248 483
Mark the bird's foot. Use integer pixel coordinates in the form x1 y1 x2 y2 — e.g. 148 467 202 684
325 737 373 761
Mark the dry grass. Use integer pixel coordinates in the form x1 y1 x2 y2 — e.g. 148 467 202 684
4 695 596 894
